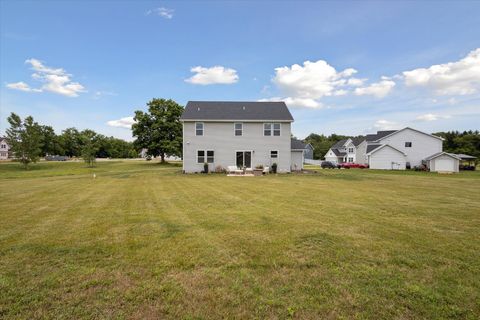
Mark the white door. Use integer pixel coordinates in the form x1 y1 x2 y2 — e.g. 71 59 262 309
435 159 454 172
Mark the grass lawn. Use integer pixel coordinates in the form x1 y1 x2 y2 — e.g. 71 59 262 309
1 160 479 319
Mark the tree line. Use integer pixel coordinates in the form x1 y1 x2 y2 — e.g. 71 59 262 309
5 113 137 168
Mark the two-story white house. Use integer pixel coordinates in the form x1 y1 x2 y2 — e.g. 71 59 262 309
324 137 366 164
180 101 301 173
365 127 443 169
0 137 10 160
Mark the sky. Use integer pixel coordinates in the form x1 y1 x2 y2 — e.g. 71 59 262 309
1 1 479 141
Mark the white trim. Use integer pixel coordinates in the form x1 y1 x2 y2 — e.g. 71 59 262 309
196 149 206 164
195 122 204 136
425 152 461 161
263 123 272 136
273 123 281 136
234 122 243 136
181 119 293 123
263 122 281 136
375 127 444 142
366 144 407 156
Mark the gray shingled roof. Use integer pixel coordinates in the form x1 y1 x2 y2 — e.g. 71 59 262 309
332 139 347 149
366 130 397 142
332 149 346 156
180 101 294 121
366 144 382 153
351 137 366 146
291 138 306 150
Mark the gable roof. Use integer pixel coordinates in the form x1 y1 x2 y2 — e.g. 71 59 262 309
291 138 307 150
425 152 462 161
180 101 294 121
351 136 366 146
366 144 382 154
332 139 347 149
376 127 444 142
366 130 397 142
366 144 407 156
331 149 346 156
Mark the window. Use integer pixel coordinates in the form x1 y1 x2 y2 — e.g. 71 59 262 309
270 150 278 159
195 122 204 136
234 123 243 136
264 123 272 136
348 157 354 162
206 150 214 163
405 142 412 147
197 150 205 163
348 147 354 153
273 123 281 136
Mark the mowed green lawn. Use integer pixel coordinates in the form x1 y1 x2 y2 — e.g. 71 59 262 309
1 161 479 319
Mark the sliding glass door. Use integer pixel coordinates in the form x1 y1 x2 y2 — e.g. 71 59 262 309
236 151 252 168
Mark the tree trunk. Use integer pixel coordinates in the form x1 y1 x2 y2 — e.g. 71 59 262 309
160 153 165 163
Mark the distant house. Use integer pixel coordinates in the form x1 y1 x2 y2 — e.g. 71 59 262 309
291 138 309 171
303 142 314 160
324 137 365 164
180 101 307 173
323 127 462 172
0 137 10 160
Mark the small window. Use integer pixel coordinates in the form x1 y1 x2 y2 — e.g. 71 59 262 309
348 148 354 153
270 150 278 158
195 122 204 136
206 150 214 163
197 150 205 163
264 123 272 136
348 157 354 162
234 123 243 136
405 142 412 147
273 123 281 136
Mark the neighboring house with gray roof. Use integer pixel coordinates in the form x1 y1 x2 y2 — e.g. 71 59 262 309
324 137 366 164
180 101 306 173
0 137 10 160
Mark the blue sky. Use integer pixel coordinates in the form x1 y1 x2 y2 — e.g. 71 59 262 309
1 1 479 140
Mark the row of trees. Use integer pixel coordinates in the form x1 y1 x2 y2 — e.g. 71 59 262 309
434 130 480 159
6 113 137 168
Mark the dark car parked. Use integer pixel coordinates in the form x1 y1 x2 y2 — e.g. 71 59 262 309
321 161 337 169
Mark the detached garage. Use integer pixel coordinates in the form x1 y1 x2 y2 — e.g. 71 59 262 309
367 144 407 170
425 152 460 173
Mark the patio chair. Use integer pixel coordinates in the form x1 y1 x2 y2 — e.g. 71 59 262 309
263 166 269 174
227 165 243 175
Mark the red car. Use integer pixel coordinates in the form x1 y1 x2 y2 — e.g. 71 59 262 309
339 162 368 169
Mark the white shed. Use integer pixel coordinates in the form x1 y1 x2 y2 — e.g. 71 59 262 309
367 144 407 170
425 152 460 173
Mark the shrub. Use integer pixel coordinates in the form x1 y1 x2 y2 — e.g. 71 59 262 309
203 162 209 173
255 164 264 169
215 165 226 173
271 163 278 174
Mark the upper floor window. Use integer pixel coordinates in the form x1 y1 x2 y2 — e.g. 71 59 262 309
405 142 412 147
264 123 281 136
348 147 354 153
264 123 271 136
195 122 204 136
234 123 243 136
0 144 5 149
273 123 281 136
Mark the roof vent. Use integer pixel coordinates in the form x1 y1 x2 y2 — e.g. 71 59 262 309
242 106 246 110
197 107 200 111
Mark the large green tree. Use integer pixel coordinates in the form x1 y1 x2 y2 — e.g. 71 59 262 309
80 129 99 167
6 113 43 169
132 98 183 162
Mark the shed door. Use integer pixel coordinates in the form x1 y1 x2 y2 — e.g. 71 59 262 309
436 159 454 172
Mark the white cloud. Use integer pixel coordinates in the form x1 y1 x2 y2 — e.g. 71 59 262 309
354 79 396 98
6 58 85 97
185 66 239 85
258 97 322 109
416 113 451 121
402 48 480 95
93 90 117 100
374 119 397 130
272 60 358 99
5 81 41 92
146 7 174 19
107 116 136 129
